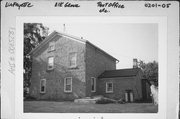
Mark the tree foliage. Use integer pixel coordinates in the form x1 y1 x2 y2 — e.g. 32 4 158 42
138 60 158 85
24 23 49 90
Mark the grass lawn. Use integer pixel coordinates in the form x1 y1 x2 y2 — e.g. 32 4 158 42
24 101 158 113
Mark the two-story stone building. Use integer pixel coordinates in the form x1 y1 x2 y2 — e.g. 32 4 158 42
29 31 146 101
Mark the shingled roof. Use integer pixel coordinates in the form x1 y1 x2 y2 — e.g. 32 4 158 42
98 68 141 78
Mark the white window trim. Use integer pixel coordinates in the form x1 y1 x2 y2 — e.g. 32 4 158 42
47 56 54 70
69 52 77 68
64 77 72 93
106 82 113 93
40 79 46 93
91 77 96 92
48 41 55 52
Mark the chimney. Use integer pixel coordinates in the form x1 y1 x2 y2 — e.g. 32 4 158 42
63 24 66 33
133 58 138 68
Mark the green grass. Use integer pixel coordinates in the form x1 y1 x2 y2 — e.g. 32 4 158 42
24 101 158 113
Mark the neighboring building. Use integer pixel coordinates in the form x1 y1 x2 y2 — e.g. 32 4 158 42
29 31 147 101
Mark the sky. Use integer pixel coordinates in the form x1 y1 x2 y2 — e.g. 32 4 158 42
43 23 158 69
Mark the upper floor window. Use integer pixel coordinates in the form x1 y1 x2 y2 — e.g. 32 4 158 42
64 77 72 92
40 79 46 93
69 52 77 68
47 56 54 70
91 77 96 92
106 82 113 93
48 41 55 52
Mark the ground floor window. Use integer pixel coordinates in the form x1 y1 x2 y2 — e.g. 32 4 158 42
40 79 46 93
91 77 96 92
64 77 72 92
106 82 113 93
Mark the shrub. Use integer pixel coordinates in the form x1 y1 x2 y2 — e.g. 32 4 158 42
96 97 117 104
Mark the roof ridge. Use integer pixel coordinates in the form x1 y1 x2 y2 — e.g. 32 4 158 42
56 31 87 42
98 68 141 78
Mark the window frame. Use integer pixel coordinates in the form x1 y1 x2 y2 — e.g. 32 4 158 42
91 77 96 92
47 56 54 70
64 77 72 93
69 52 77 68
106 82 113 93
40 79 46 93
48 41 55 52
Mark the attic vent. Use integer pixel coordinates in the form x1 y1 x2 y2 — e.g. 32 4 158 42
48 41 55 52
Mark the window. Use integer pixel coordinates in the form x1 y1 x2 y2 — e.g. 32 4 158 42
40 79 46 93
106 82 113 93
91 77 96 92
69 52 77 68
64 77 72 92
47 56 54 70
48 41 55 52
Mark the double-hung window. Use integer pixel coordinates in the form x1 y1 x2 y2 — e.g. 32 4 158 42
69 52 77 68
47 56 54 70
64 77 72 92
40 79 46 93
106 82 113 93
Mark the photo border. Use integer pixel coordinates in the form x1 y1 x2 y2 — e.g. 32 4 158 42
15 16 167 119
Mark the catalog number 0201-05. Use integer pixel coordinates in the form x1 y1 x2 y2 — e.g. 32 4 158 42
145 3 171 8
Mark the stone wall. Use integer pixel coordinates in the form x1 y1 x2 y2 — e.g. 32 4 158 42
97 76 142 101
85 43 116 97
30 34 86 101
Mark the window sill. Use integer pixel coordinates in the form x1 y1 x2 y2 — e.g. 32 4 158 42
47 67 55 71
68 66 78 69
40 92 46 94
106 91 113 93
64 91 72 93
48 49 56 53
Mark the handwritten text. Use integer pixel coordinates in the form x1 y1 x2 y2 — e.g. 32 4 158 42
5 2 33 10
97 2 125 13
55 2 80 8
8 28 16 75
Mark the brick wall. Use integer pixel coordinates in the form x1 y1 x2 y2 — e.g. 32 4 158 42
85 43 116 97
30 35 86 101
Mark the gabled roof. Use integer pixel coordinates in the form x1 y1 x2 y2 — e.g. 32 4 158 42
98 68 141 78
29 31 119 62
29 31 86 55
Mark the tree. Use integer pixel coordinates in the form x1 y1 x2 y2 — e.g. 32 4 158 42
24 23 49 96
138 60 158 86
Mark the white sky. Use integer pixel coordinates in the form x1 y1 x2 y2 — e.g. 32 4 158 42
43 23 158 69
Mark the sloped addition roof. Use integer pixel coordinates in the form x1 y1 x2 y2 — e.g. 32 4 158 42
29 31 119 62
98 68 141 78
